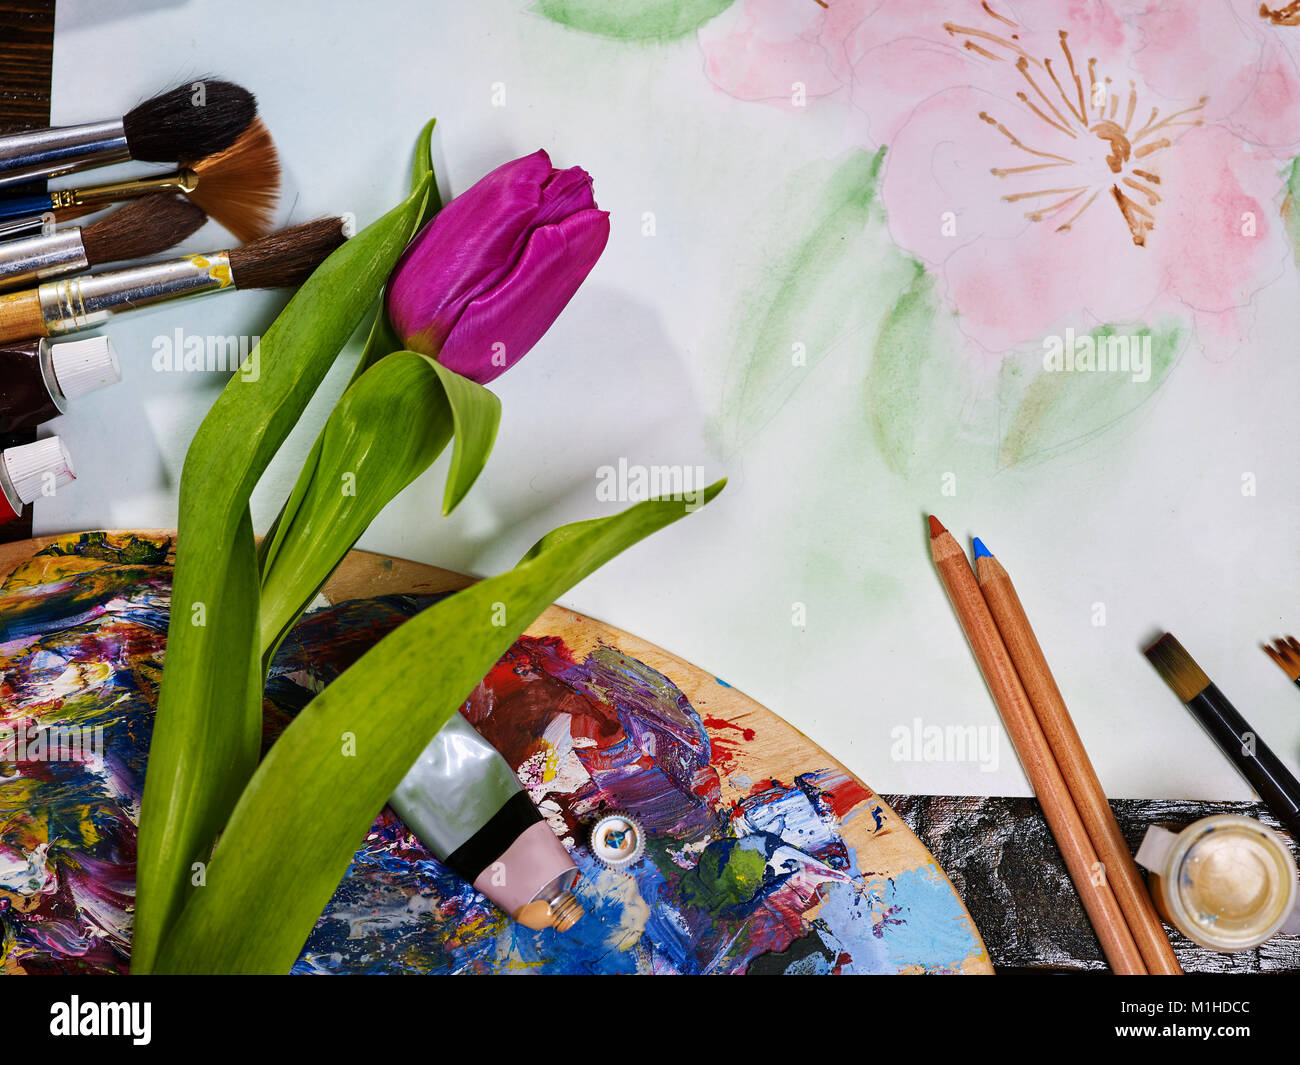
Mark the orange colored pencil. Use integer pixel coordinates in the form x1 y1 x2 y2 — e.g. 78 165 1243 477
974 539 1183 975
928 515 1146 974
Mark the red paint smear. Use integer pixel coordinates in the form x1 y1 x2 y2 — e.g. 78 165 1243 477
818 774 873 819
701 713 755 771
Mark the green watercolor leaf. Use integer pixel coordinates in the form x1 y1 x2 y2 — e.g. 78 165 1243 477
257 352 457 665
997 323 1184 467
1283 157 1300 266
865 266 964 477
134 164 434 975
716 148 918 449
152 484 724 974
534 0 735 40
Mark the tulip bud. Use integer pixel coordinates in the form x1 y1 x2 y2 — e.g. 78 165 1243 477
386 150 610 384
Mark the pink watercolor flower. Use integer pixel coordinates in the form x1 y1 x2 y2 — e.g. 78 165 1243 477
700 0 1299 355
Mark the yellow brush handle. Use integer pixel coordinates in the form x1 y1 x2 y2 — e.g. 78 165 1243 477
0 290 47 342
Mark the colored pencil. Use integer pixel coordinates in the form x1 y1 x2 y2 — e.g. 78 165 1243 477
973 538 1182 975
928 515 1146 974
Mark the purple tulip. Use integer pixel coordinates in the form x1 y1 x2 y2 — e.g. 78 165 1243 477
386 150 611 384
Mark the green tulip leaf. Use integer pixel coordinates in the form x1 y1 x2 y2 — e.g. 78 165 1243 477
423 356 501 516
153 483 725 974
535 0 736 40
258 352 457 666
134 166 434 975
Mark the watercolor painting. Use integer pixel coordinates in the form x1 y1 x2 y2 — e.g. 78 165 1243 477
0 533 985 974
537 0 1300 469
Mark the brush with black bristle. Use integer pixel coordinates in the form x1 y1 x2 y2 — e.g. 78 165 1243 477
1264 636 1300 692
0 119 282 242
0 195 207 292
1144 632 1300 837
0 217 350 343
0 78 256 188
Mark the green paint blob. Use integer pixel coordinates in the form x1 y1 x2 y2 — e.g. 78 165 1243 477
534 0 735 40
998 323 1184 466
681 839 768 909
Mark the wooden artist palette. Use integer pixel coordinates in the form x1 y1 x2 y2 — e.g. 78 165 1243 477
0 531 990 975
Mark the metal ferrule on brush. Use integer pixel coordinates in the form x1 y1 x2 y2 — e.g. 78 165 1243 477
0 213 55 242
37 253 234 335
0 229 88 291
0 120 131 188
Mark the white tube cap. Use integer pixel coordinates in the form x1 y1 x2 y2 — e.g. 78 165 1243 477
3 437 75 505
49 335 120 401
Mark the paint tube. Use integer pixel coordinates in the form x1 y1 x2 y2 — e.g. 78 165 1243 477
390 713 584 931
0 437 75 527
0 336 119 433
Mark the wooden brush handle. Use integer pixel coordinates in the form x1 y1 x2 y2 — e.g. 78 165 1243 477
932 532 1147 974
0 289 47 342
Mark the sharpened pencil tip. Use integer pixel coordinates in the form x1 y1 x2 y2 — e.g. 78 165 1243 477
972 537 992 560
927 515 945 538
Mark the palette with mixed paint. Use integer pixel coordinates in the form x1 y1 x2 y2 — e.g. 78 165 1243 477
0 532 989 974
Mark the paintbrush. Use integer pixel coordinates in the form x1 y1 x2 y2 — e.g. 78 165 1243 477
0 120 281 242
0 78 255 188
1264 637 1300 691
0 195 207 291
928 515 1147 973
0 213 55 242
973 538 1182 974
0 217 348 343
1145 634 1300 838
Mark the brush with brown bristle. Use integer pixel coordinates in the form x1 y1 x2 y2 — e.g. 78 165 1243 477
0 78 257 188
1264 636 1300 690
0 195 207 292
2 120 282 242
0 217 349 343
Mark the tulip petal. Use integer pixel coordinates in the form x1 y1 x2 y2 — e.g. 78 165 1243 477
435 209 611 383
387 150 557 350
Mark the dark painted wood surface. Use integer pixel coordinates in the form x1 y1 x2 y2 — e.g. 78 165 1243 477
0 0 55 544
884 793 1300 973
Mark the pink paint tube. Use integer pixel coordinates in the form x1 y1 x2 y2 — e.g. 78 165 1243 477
390 713 584 931
0 437 76 526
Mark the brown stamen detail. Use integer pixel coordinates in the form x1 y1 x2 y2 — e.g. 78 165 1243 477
1090 119 1132 173
965 40 1004 61
1054 189 1101 231
1259 2 1300 25
978 111 1075 162
991 162 1072 176
1124 82 1138 132
1134 98 1207 143
1122 176 1161 206
1043 57 1085 124
1111 184 1154 245
1025 188 1085 221
982 0 1018 27
944 21 1041 64
1134 137 1171 159
1057 31 1088 123
1132 168 1161 183
1016 57 1077 134
1002 185 1089 203
1017 91 1077 137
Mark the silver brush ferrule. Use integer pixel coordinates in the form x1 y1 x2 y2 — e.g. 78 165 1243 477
0 213 55 242
0 120 131 188
37 253 234 335
0 229 88 291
